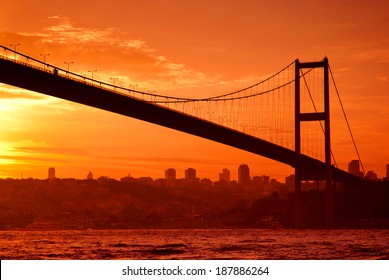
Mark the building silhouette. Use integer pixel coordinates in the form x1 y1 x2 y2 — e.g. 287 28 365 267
366 170 378 181
348 160 363 178
185 168 199 185
48 167 55 180
165 168 176 186
87 171 93 180
200 178 212 188
238 164 251 186
285 174 295 188
219 168 230 182
185 168 196 181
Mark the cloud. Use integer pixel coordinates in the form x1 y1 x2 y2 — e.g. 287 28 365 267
1 16 274 98
95 155 229 166
0 91 46 100
0 142 88 167
10 146 232 168
43 16 127 46
350 40 389 63
0 154 69 163
12 16 218 92
0 85 46 99
0 83 78 114
16 146 88 156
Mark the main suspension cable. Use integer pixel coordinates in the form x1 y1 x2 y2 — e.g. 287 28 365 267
329 65 365 176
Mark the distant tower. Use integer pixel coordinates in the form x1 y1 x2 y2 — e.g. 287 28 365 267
219 168 230 182
185 168 196 181
348 160 363 177
87 171 93 180
48 167 55 180
165 168 176 186
238 164 251 186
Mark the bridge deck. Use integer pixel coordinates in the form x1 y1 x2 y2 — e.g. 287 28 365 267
0 57 364 185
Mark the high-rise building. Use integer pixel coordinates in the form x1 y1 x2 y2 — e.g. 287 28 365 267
238 164 251 186
165 168 176 182
285 174 295 188
185 168 196 181
48 167 55 180
219 168 230 182
348 160 363 177
184 168 199 186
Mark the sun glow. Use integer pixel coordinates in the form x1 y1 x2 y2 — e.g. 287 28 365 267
0 141 16 166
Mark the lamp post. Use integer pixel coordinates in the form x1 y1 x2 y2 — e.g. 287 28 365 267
110 77 119 86
10 43 20 60
88 69 97 79
40 53 50 64
40 53 50 69
110 77 119 92
64 61 74 75
130 84 138 97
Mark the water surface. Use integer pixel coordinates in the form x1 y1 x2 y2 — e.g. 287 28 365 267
1 229 388 259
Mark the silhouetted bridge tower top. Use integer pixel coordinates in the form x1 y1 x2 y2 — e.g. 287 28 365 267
0 45 365 187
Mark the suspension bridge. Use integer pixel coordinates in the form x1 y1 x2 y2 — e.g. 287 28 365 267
0 45 366 227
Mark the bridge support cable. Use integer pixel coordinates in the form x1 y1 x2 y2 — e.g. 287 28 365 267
139 61 298 150
300 69 338 168
329 66 365 177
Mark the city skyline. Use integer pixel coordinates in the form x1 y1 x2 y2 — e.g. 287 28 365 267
0 1 388 181
15 164 259 183
4 160 388 183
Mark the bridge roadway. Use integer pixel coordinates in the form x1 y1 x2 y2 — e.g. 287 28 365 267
0 57 364 185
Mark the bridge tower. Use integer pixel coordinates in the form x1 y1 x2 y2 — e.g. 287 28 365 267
294 58 333 227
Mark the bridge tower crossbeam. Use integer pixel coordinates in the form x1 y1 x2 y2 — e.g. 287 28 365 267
294 57 333 227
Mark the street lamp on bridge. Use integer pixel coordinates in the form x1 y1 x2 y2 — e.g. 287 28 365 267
40 53 50 63
88 69 98 80
129 84 138 97
110 77 119 86
10 43 20 60
64 61 74 75
40 53 50 68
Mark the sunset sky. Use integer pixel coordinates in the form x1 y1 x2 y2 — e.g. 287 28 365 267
0 0 388 181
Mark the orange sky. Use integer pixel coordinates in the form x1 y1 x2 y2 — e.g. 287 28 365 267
0 0 388 181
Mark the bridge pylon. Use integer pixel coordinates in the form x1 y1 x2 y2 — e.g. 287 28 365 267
294 57 333 228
